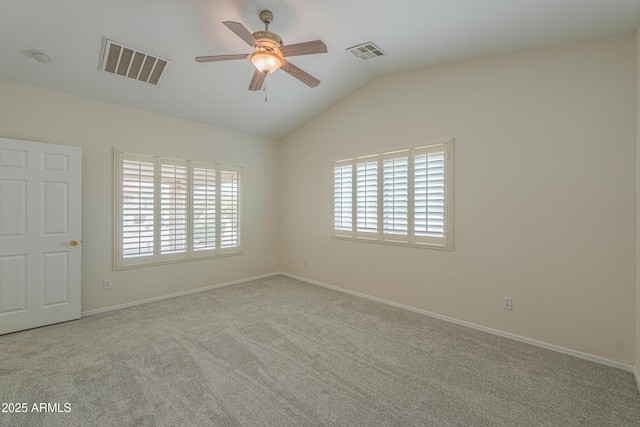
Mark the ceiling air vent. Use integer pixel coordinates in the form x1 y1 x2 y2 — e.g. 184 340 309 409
346 42 386 60
100 39 171 86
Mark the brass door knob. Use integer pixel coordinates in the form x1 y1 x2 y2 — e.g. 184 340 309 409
70 240 79 246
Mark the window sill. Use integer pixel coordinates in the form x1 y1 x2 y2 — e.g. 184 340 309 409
331 235 452 251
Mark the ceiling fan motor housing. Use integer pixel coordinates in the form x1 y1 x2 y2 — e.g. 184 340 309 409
252 31 283 49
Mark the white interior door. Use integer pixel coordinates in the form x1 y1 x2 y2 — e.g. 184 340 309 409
0 138 81 335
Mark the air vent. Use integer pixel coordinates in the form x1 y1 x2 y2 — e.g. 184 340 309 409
346 42 386 60
100 39 171 86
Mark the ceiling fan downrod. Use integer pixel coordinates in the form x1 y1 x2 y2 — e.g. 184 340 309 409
260 10 273 31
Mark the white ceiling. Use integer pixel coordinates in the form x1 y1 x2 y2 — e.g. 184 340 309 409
1 0 639 139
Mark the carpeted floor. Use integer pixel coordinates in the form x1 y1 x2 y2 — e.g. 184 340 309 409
0 275 639 426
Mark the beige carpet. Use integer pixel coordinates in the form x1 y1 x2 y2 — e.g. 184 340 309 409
1 275 639 426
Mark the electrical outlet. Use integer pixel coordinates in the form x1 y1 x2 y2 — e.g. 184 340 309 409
503 296 512 310
103 279 111 290
303 258 308 266
267 257 271 263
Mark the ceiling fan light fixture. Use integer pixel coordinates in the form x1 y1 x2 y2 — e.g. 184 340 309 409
250 50 282 73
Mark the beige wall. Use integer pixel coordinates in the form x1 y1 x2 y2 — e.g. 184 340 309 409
281 35 637 364
0 78 281 313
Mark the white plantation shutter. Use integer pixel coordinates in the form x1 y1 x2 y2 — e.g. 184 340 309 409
333 160 353 237
119 153 155 266
414 144 448 245
159 159 187 261
356 156 378 239
331 140 452 250
219 165 242 254
192 162 216 255
382 151 409 241
115 150 243 268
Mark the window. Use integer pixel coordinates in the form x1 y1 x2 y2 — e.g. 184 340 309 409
115 150 242 269
332 140 452 250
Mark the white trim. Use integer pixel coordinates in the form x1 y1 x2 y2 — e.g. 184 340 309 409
634 367 640 394
280 272 635 373
81 272 280 317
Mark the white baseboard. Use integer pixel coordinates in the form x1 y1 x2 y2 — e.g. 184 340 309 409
280 272 636 373
81 272 281 317
634 367 640 394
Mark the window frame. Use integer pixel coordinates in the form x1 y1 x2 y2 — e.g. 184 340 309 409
114 149 243 269
331 140 453 250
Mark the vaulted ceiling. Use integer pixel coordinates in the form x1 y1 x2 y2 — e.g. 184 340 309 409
1 0 639 139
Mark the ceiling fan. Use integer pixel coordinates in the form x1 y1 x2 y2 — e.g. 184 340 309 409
195 10 327 91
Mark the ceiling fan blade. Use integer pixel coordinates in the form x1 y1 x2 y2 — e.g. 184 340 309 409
195 54 248 63
279 40 327 57
223 21 263 49
281 60 321 88
248 69 266 91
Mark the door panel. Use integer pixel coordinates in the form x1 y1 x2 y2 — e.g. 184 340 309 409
42 181 69 235
0 179 27 236
0 255 27 313
0 148 27 169
42 252 68 307
42 152 69 172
